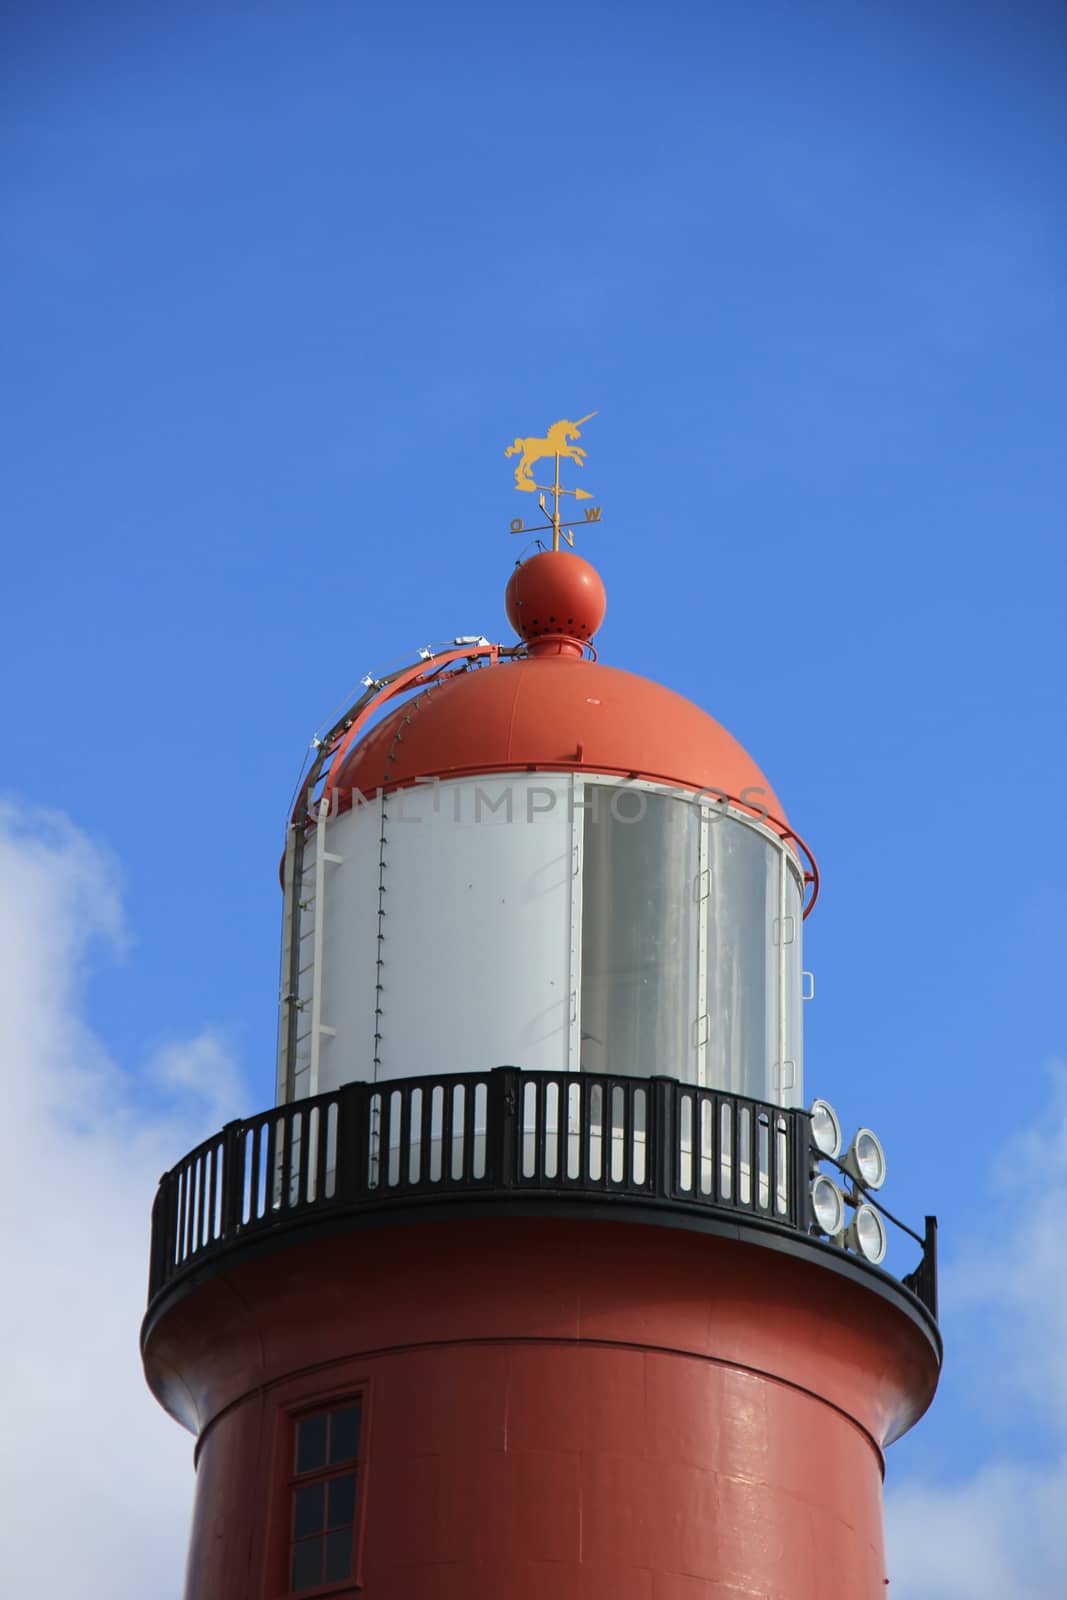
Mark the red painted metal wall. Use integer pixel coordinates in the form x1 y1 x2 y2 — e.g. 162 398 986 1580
144 1217 939 1600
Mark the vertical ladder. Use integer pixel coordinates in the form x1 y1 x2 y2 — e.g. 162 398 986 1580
277 797 342 1103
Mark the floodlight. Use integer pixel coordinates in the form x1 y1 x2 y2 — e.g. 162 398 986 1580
842 1128 886 1191
846 1203 887 1265
808 1099 842 1161
811 1174 845 1238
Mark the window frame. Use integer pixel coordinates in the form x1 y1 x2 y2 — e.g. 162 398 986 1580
267 1380 371 1600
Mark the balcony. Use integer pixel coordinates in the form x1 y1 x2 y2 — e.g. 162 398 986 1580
144 1068 938 1341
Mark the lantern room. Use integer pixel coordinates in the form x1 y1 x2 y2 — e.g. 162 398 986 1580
276 550 817 1112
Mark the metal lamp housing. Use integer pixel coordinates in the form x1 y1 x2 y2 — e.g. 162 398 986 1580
809 1098 842 1161
846 1203 888 1265
842 1128 887 1191
811 1174 846 1238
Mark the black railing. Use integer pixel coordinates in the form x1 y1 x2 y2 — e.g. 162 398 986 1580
147 1069 937 1321
901 1214 939 1322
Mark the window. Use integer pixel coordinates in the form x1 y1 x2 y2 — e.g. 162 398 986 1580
288 1400 362 1594
580 788 698 1079
577 779 805 1102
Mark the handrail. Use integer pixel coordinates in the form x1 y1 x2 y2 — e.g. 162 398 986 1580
147 1070 937 1325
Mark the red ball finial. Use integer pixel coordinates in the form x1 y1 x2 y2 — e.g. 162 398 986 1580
504 550 607 653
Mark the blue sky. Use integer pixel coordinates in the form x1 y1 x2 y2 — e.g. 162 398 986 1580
3 3 1065 1595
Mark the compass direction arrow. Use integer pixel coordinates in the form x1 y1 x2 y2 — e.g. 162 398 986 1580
533 482 593 499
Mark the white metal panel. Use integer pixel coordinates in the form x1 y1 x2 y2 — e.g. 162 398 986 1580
336 775 575 1081
309 794 382 1093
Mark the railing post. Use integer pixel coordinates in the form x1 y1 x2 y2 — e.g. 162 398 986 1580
651 1076 674 1199
220 1119 245 1239
790 1106 812 1230
336 1081 368 1205
923 1214 939 1321
489 1066 520 1189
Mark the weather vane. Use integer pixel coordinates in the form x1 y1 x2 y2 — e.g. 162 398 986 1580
503 413 603 551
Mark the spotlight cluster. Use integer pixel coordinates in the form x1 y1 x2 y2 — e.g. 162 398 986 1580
807 1098 888 1265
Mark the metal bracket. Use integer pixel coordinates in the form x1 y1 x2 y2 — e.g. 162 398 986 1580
773 1060 797 1091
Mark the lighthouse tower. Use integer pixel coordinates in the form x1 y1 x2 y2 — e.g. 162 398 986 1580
142 429 940 1599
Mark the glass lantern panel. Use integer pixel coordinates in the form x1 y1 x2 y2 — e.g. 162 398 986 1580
580 788 698 1080
704 815 779 1100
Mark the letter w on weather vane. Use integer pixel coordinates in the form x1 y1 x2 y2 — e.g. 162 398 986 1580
504 413 603 551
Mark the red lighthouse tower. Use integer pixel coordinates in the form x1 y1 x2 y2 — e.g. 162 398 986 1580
142 443 940 1599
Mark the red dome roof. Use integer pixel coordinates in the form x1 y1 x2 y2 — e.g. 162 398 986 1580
333 654 786 821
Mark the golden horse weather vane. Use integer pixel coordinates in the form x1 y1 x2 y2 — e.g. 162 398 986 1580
504 412 603 551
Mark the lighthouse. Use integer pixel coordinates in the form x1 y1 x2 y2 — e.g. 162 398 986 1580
142 419 940 1599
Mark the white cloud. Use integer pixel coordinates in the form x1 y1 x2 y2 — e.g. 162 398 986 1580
150 1028 249 1135
888 1456 1067 1600
886 1063 1067 1598
0 804 247 1600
